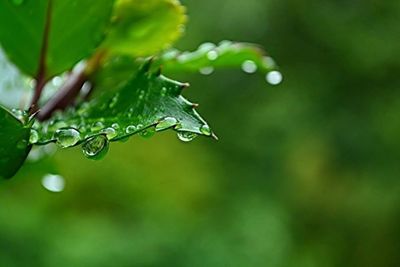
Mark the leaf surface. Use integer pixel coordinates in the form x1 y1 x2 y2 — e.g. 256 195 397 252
0 0 114 79
33 63 214 148
102 0 187 57
159 41 278 75
0 106 31 179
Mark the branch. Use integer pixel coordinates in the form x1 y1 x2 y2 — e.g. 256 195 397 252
30 0 52 113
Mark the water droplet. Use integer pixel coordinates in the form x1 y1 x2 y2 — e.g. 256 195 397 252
91 121 104 132
101 127 117 140
199 67 214 75
54 128 80 148
207 50 219 61
266 71 283 85
198 42 216 52
125 125 136 134
200 125 212 136
156 117 178 131
139 127 155 139
241 60 258 74
52 76 63 87
29 129 39 144
161 87 167 96
11 108 25 122
82 135 109 160
112 123 120 130
177 132 198 142
42 174 65 193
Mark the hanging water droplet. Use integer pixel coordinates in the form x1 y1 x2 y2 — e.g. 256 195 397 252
177 131 198 142
200 125 212 136
91 121 104 132
42 174 65 193
199 67 214 75
125 125 137 134
29 129 39 144
82 135 109 160
156 117 178 131
207 50 219 61
241 60 258 74
139 127 155 139
54 128 80 148
52 76 63 87
101 127 117 140
266 71 283 85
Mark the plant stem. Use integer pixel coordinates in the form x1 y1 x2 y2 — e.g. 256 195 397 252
37 50 106 121
30 0 52 114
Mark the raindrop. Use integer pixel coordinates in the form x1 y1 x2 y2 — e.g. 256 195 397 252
42 174 65 193
161 87 167 96
52 76 63 87
200 125 212 136
125 125 137 134
82 135 109 160
199 67 214 75
177 131 198 142
241 60 258 74
29 129 39 144
207 50 219 61
112 123 120 130
91 121 104 132
101 127 117 140
156 117 178 131
266 71 283 85
54 128 80 148
139 127 156 139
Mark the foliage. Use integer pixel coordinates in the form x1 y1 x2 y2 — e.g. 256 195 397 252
0 0 278 178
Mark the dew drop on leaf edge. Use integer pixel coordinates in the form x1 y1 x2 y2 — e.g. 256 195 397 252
156 117 178 132
177 132 198 142
82 135 109 160
29 129 39 144
54 128 81 148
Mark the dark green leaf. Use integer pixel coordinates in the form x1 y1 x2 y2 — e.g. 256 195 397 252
0 0 114 79
33 62 214 150
0 105 31 179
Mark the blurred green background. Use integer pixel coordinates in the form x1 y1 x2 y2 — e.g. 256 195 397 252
1 0 400 266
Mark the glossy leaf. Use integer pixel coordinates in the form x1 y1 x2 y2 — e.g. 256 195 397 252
33 62 214 149
0 106 31 179
102 0 187 57
0 0 114 79
158 41 278 75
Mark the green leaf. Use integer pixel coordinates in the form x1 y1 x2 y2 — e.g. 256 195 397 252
102 0 187 57
0 0 114 79
158 41 278 75
32 62 214 151
0 105 31 179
